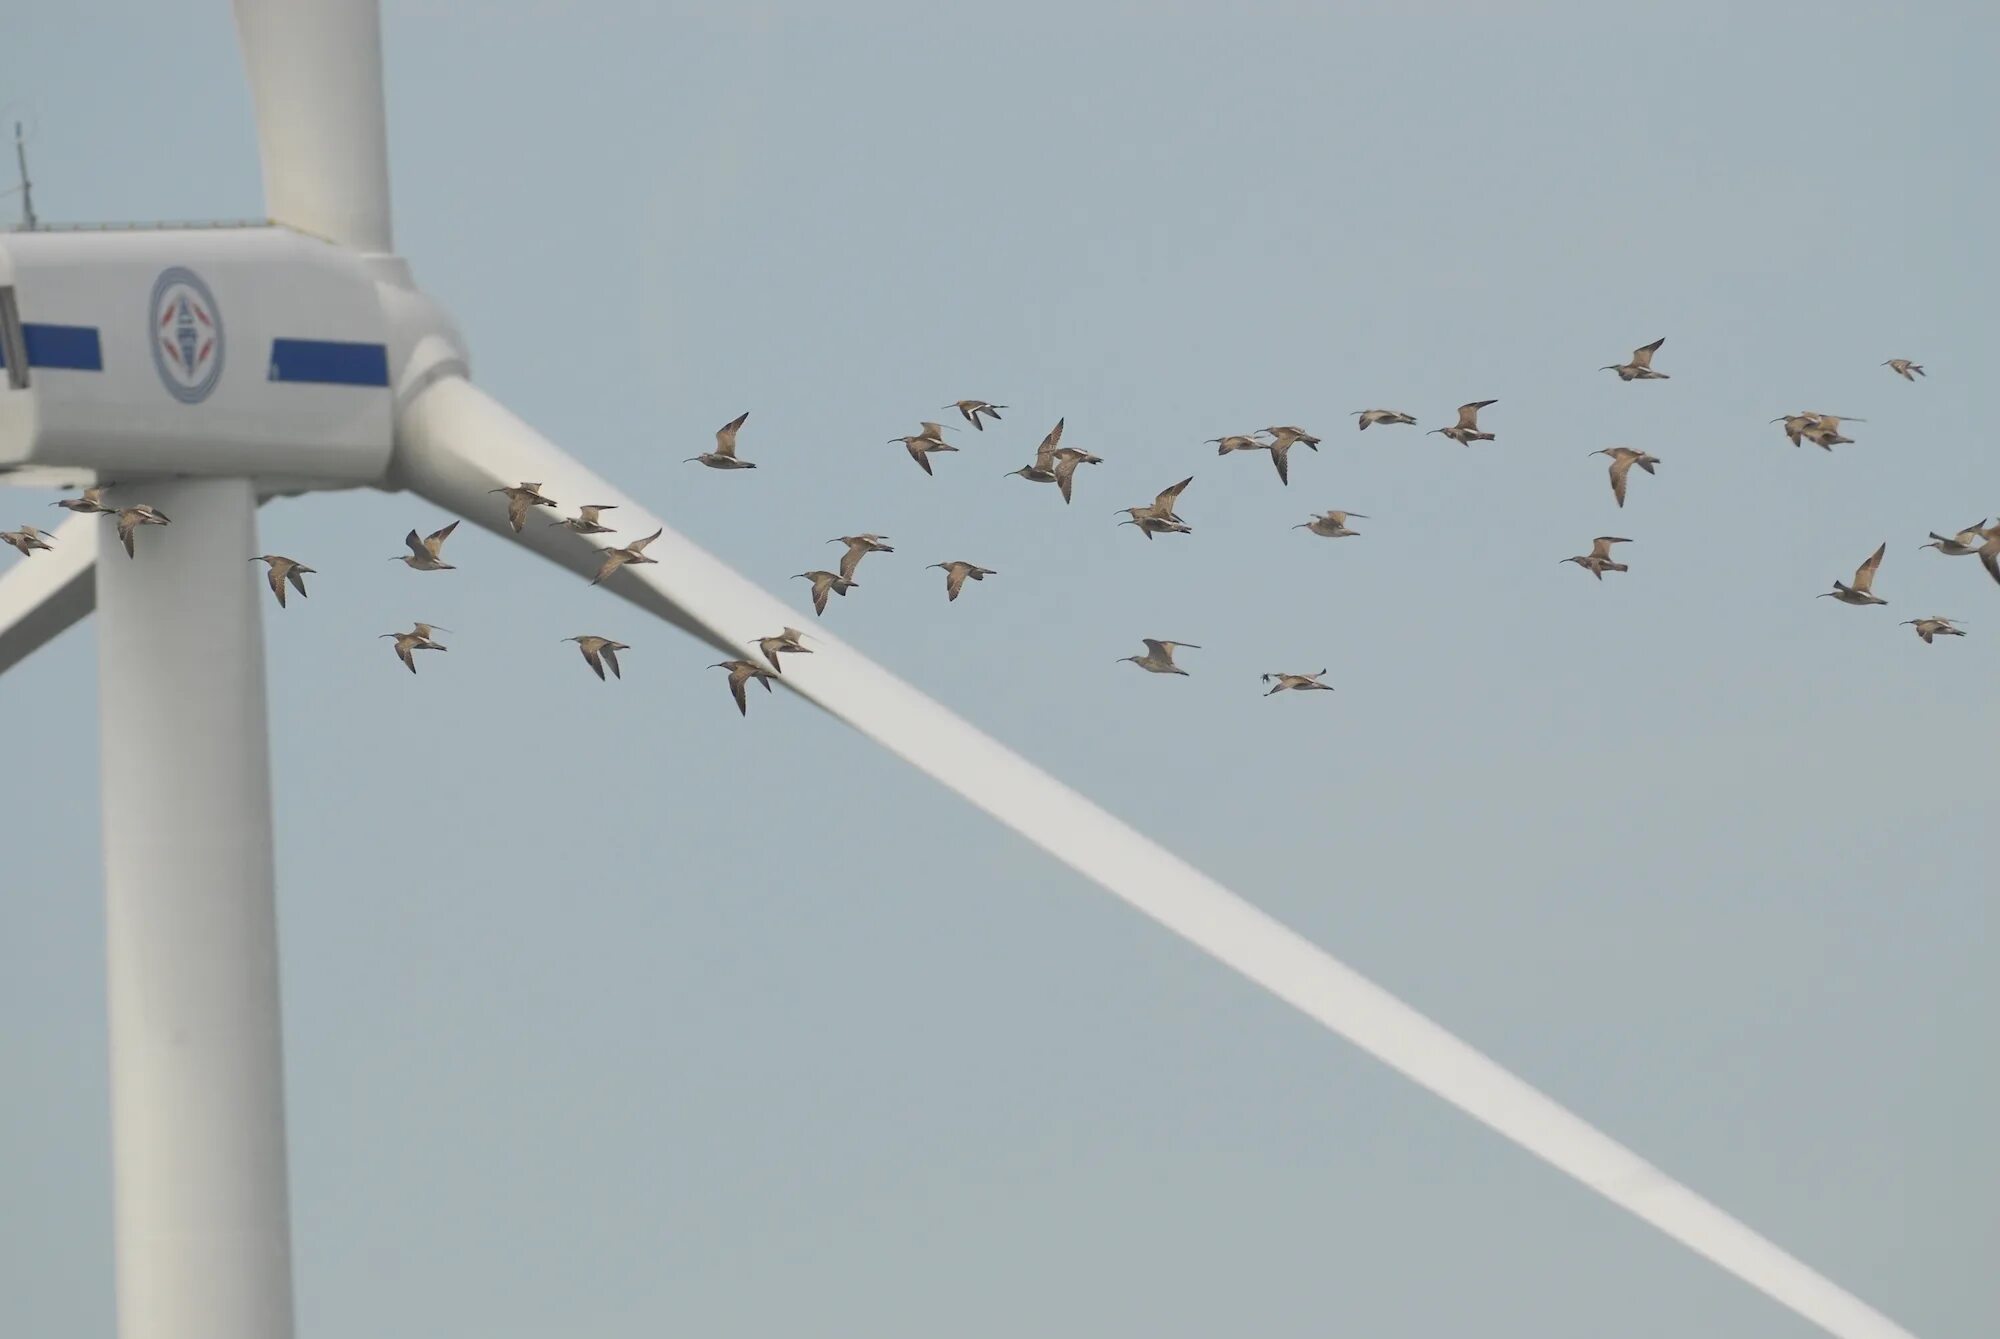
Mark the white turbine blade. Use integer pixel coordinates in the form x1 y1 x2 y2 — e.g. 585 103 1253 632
231 0 393 252
395 375 1918 1339
0 514 97 677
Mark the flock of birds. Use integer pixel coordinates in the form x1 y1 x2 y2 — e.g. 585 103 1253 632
1 346 1988 712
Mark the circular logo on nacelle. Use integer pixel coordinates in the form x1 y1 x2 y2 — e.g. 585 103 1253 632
149 267 225 404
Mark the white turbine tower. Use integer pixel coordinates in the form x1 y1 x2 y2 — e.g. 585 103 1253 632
0 5 1921 1339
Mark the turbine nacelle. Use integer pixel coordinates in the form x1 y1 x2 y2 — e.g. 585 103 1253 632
0 224 465 491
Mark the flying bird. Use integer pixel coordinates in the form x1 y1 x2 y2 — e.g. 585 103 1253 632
1974 522 2000 587
590 527 663 585
1919 520 1989 557
250 554 313 607
1901 616 1964 644
828 533 894 582
1601 337 1669 380
1429 400 1498 446
1817 542 1888 605
1294 510 1368 538
1 524 56 557
1004 419 1067 489
379 624 448 674
1562 535 1632 580
1120 476 1193 525
927 560 996 602
1352 409 1417 431
52 486 112 514
391 520 458 571
891 424 960 475
114 505 172 559
561 635 630 681
1883 359 1925 381
1207 434 1265 455
685 411 757 469
945 400 1005 429
1262 670 1333 695
756 627 812 673
549 504 619 534
1118 515 1193 540
1049 446 1103 504
710 658 777 716
1119 639 1200 676
793 569 856 615
1589 447 1660 508
488 481 557 532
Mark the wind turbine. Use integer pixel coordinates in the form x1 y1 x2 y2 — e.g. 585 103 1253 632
0 5 1921 1339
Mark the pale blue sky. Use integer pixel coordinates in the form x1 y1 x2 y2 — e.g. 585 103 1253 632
2 3 1994 1337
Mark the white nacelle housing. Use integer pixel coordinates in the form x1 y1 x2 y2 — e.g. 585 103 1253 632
0 225 395 485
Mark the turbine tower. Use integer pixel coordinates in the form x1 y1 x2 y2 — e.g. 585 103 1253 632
0 5 1920 1339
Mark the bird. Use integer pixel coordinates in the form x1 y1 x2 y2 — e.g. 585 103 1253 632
1207 434 1265 455
1975 522 2000 587
1352 409 1417 431
1262 425 1322 452
549 504 619 534
1260 435 1316 486
1294 510 1367 538
1262 670 1333 695
1589 447 1661 508
1601 337 1668 380
379 624 448 674
1803 413 1863 450
685 411 757 469
2 524 56 556
828 534 894 582
562 634 630 680
1049 446 1103 504
892 425 960 475
1118 515 1193 540
756 627 812 673
927 560 995 602
250 554 313 608
51 485 112 514
590 527 663 585
113 505 172 559
1919 520 1990 557
1772 413 1819 448
1119 475 1193 525
793 569 856 615
1901 616 1964 644
710 658 777 716
488 481 557 532
391 520 459 571
1429 400 1498 446
1119 638 1199 675
1817 542 1888 605
1004 419 1067 489
1883 359 1925 381
944 400 1005 430
1561 535 1632 580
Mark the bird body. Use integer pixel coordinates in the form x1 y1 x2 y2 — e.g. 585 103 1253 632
1602 337 1668 380
251 554 314 607
686 411 757 469
1818 542 1888 605
1119 638 1200 675
1352 409 1416 430
562 635 630 680
1590 447 1661 507
928 560 995 602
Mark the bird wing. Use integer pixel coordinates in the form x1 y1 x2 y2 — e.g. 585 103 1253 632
267 565 287 607
403 528 427 557
944 566 966 601
1455 400 1496 429
395 639 416 673
715 411 749 456
836 544 864 582
727 667 750 715
627 527 663 555
1631 337 1665 367
1853 541 1886 591
118 515 137 558
581 643 606 679
1269 445 1290 486
1609 457 1632 507
506 492 530 531
1034 418 1065 470
1154 476 1193 512
601 645 622 679
908 441 935 475
424 520 460 555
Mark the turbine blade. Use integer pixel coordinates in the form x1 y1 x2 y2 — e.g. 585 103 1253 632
393 376 1913 1339
231 0 393 252
0 514 98 678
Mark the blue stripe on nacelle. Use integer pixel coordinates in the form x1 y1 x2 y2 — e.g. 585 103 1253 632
268 338 391 387
0 324 105 371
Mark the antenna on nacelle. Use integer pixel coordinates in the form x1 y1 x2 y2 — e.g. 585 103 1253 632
7 121 36 230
